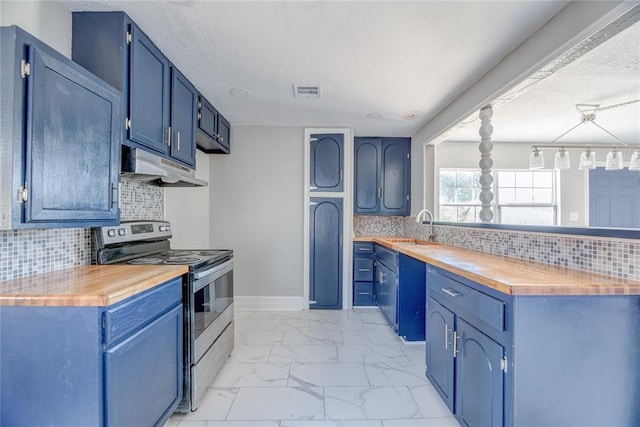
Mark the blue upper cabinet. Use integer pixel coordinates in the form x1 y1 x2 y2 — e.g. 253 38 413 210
72 12 197 167
0 26 120 230
310 133 344 192
170 68 197 165
354 137 410 216
128 25 170 155
196 95 231 154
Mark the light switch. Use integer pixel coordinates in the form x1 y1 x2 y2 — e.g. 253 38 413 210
570 212 579 221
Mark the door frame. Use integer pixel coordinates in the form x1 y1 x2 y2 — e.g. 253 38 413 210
303 128 353 310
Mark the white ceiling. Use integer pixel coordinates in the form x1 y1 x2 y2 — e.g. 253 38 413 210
447 18 640 145
62 0 573 137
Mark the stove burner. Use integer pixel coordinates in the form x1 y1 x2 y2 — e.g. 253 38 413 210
128 257 163 265
164 256 202 264
165 250 196 256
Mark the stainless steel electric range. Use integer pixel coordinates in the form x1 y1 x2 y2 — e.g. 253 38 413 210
94 220 234 412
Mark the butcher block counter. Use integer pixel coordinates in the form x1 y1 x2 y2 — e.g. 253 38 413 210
0 264 188 306
355 236 640 296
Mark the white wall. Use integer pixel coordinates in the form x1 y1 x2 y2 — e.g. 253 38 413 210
434 141 601 227
0 1 71 57
210 126 305 299
165 150 211 248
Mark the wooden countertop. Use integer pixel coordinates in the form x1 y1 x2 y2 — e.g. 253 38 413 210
355 236 640 296
0 265 189 307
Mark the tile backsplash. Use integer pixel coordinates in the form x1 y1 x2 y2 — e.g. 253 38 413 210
0 179 164 282
355 215 640 281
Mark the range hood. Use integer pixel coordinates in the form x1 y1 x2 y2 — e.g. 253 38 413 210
121 146 207 187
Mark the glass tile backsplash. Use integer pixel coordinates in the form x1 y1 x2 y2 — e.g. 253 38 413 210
0 179 164 282
355 216 640 281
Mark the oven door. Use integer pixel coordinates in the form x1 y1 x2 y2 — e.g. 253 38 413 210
191 258 233 362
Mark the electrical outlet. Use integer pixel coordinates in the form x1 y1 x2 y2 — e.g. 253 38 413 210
570 212 579 221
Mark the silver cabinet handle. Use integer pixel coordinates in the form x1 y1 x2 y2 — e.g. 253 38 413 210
453 331 461 357
166 126 172 146
378 187 382 198
358 292 369 295
358 268 370 272
177 131 181 151
445 324 450 350
359 248 372 252
441 288 460 298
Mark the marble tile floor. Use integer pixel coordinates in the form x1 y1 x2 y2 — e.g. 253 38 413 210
166 308 459 427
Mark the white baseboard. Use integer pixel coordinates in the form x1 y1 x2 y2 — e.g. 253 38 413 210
234 296 306 311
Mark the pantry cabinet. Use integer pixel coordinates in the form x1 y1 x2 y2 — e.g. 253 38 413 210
354 137 410 216
0 26 121 230
72 11 197 167
0 277 184 426
310 133 344 192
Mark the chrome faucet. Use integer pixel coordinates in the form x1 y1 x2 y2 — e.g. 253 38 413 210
415 209 435 242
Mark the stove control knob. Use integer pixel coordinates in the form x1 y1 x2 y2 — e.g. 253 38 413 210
107 229 116 237
117 228 127 236
160 225 170 232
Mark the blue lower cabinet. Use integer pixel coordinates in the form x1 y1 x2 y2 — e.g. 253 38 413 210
353 242 375 306
374 245 425 341
0 277 183 426
425 264 640 427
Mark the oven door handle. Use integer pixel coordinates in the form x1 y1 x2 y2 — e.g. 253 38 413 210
193 259 233 290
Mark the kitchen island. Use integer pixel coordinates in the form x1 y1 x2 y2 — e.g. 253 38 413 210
356 235 640 427
0 265 188 427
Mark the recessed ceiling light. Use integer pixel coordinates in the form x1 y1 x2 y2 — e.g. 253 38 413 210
229 88 250 98
402 110 422 120
366 112 384 119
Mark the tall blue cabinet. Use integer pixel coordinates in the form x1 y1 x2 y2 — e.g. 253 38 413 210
309 198 343 309
0 26 121 229
354 137 410 216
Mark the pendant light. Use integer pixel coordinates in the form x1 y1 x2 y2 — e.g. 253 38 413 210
629 148 640 172
529 147 545 169
554 147 570 170
605 147 624 170
578 148 597 170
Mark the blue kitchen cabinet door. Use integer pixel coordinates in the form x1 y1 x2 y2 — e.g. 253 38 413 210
1 26 121 228
170 68 197 166
380 139 410 215
377 262 398 330
426 296 455 411
354 138 382 213
354 137 410 215
309 198 343 309
129 24 171 155
217 113 231 152
455 318 504 427
105 304 183 426
310 133 344 192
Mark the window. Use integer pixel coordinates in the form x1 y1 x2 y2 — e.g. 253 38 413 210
439 169 558 225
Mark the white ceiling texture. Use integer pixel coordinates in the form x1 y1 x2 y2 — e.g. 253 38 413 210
63 1 637 142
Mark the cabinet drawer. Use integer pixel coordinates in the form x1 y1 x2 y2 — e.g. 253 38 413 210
375 244 398 270
354 242 374 256
428 270 505 331
354 258 374 281
104 277 183 346
353 282 374 306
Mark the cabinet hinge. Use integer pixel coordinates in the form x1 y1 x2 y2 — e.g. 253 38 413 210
126 31 132 44
21 60 31 78
406 194 410 201
310 138 318 142
407 152 410 159
309 300 318 304
197 101 202 109
309 202 318 206
197 112 201 120
501 355 508 373
17 185 28 203
125 117 131 130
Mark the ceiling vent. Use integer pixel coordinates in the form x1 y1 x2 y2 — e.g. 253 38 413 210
293 85 322 99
